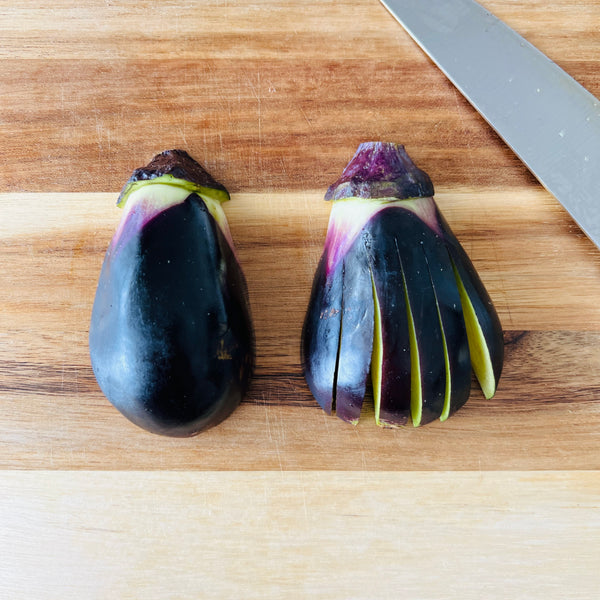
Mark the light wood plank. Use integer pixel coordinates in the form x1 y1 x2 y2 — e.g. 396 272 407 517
0 470 598 599
1 0 600 470
3 188 600 331
1 191 600 469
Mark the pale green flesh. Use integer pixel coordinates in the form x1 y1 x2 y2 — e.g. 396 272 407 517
370 271 383 426
433 289 453 421
333 195 436 215
118 174 229 208
453 264 496 399
122 182 191 213
118 177 234 247
401 266 422 427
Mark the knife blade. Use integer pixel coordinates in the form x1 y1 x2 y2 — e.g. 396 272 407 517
380 0 600 249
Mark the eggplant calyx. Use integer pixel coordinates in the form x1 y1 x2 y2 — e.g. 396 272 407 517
325 141 434 202
117 149 230 208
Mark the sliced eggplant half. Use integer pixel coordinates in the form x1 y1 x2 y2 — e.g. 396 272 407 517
302 142 503 427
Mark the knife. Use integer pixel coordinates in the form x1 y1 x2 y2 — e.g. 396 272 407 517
380 0 600 249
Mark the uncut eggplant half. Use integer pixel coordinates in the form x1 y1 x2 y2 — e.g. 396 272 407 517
89 150 254 437
302 142 503 427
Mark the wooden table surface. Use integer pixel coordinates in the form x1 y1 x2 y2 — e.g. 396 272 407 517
1 1 599 597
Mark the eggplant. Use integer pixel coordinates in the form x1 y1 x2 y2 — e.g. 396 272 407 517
89 150 254 437
302 142 503 427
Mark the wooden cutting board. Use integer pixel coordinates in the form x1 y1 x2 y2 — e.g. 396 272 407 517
1 1 599 598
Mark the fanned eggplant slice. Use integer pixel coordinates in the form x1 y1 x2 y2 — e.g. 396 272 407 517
301 142 503 427
302 201 376 420
421 231 472 419
89 150 254 437
368 218 411 427
302 251 343 415
334 237 374 424
436 207 504 398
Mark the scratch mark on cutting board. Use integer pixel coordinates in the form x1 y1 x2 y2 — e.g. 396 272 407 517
178 109 189 147
353 425 368 471
256 71 262 169
452 87 475 170
247 71 263 171
263 394 283 470
299 474 310 528
300 107 312 127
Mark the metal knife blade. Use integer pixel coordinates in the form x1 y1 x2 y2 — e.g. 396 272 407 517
380 0 600 249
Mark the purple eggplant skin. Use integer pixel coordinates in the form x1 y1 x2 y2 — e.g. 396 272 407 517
301 251 342 416
302 231 374 424
89 150 254 437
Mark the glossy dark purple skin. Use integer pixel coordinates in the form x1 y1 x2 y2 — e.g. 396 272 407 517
89 193 254 437
301 232 374 423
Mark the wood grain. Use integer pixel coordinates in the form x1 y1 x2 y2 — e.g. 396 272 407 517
1 470 598 599
2 0 600 595
0 0 599 468
1 1 599 195
1 190 600 470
